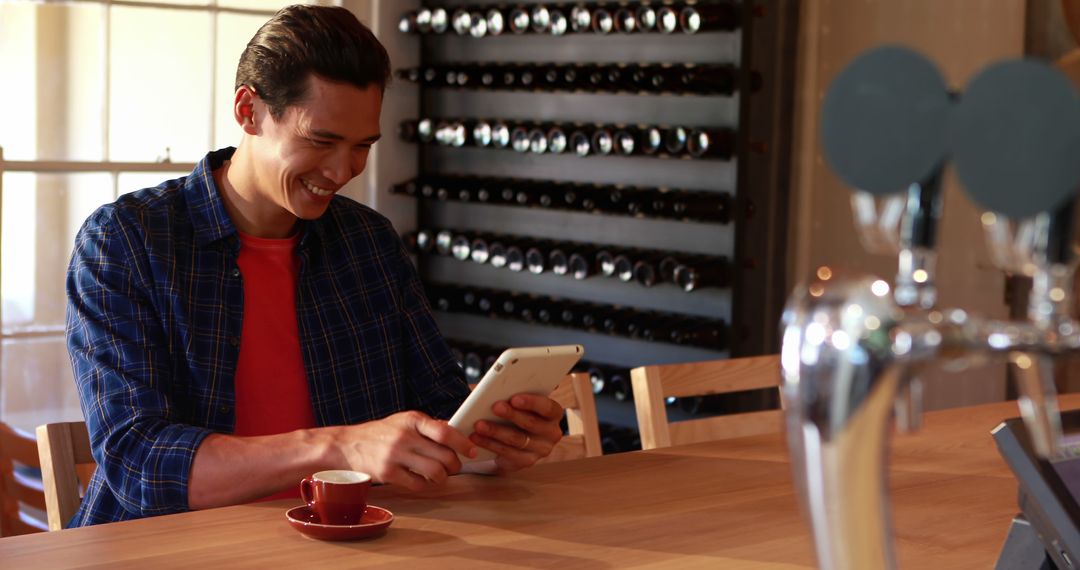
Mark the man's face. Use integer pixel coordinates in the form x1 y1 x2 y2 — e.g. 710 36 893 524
250 75 382 221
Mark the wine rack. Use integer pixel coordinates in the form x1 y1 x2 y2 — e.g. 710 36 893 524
392 0 797 447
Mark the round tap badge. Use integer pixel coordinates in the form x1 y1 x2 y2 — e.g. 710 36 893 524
820 46 952 196
949 59 1080 220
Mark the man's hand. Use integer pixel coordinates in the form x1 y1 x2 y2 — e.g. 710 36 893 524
469 394 565 472
328 411 478 491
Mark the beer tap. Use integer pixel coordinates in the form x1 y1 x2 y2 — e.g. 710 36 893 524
782 46 1080 569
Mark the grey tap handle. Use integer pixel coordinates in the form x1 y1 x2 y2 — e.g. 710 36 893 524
950 60 1080 221
820 46 951 197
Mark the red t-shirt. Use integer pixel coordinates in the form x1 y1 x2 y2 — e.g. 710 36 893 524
232 231 315 500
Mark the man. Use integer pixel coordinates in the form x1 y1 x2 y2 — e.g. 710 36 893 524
65 5 564 527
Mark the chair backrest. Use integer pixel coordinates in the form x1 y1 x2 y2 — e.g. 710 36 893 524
0 422 47 536
630 355 782 450
539 372 603 463
35 422 95 531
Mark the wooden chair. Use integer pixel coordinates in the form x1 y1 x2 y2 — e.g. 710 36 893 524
539 372 603 463
35 422 95 531
630 355 783 450
0 422 48 536
469 372 602 463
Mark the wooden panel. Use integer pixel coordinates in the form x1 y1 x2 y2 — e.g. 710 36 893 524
789 0 1026 410
642 355 781 399
669 410 783 447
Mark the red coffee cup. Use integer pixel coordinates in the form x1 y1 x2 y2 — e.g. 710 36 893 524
300 470 372 526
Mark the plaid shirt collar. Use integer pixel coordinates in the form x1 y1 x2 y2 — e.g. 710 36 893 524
183 147 328 250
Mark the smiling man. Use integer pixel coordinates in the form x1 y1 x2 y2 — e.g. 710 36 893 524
65 5 564 527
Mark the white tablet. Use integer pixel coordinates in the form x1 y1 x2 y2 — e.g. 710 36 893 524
450 344 584 462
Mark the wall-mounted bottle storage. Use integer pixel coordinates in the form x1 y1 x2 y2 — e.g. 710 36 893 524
400 117 736 160
399 2 740 37
395 0 797 445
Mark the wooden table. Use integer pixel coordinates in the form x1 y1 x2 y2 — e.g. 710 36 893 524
2 396 1073 569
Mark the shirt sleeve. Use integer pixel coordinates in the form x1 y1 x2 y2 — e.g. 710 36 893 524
66 210 213 517
391 234 471 420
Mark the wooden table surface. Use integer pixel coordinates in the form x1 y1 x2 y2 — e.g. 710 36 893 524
2 395 1074 569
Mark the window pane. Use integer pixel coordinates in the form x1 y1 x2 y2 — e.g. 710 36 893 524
109 6 212 162
1 336 83 432
117 171 191 196
214 2 330 149
1 172 113 331
0 3 106 161
215 12 272 150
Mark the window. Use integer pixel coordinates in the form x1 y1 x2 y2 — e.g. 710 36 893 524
0 1 337 424
0 0 333 335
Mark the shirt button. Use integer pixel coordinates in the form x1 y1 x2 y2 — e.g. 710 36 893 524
231 267 241 277
219 404 232 414
229 336 240 347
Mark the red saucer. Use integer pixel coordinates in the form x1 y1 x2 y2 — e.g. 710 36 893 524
285 505 394 541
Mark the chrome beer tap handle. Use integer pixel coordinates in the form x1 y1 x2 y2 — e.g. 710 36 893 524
798 46 1080 570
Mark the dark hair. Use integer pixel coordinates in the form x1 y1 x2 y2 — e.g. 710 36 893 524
235 5 391 119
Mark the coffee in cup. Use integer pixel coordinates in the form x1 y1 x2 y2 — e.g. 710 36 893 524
300 470 372 525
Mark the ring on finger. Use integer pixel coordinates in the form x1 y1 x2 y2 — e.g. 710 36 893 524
519 434 531 450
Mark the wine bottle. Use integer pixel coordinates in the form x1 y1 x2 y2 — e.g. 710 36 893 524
642 126 664 155
570 5 592 33
525 242 550 274
635 5 657 32
673 259 731 291
450 233 472 261
415 229 436 253
429 7 449 34
546 125 569 154
451 9 472 35
614 7 637 33
591 125 615 156
680 4 740 34
592 6 614 34
530 5 551 33
434 230 454 256
491 121 513 149
608 370 633 401
508 6 531 34
568 125 595 157
687 128 736 159
664 126 689 155
680 64 739 95
399 11 418 34
656 6 679 33
463 351 485 382
468 10 489 37
596 248 618 277
587 366 607 395
669 319 728 349
488 239 509 269
671 191 733 222
485 8 506 35
568 247 601 280
613 126 642 156
414 8 432 34
548 8 569 35
504 243 526 272
469 235 490 264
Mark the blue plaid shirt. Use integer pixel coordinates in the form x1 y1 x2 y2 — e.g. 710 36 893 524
66 147 469 527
